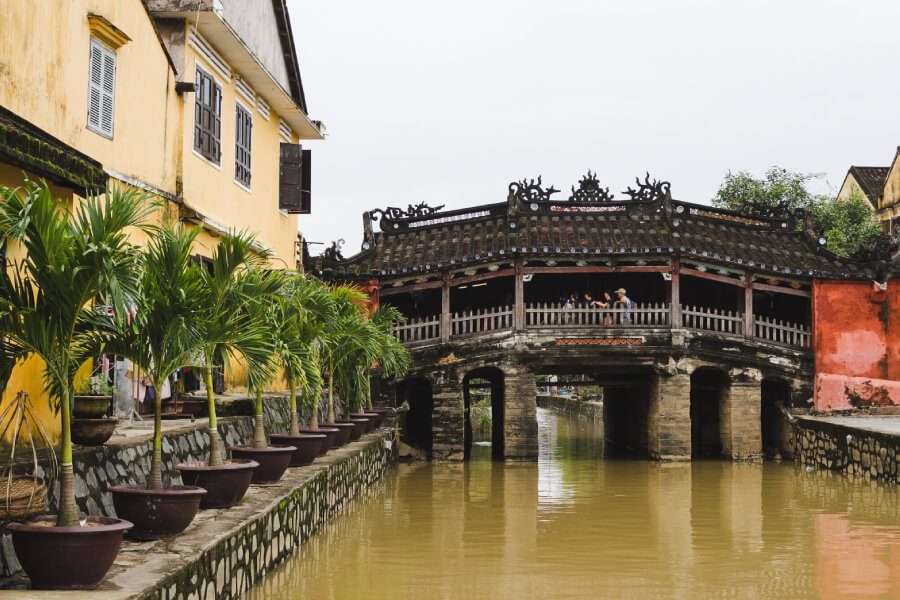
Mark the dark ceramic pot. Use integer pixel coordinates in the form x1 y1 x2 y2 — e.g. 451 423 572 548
295 427 339 455
336 419 367 441
350 412 379 432
110 485 206 540
368 408 390 427
72 395 111 419
71 417 117 445
228 445 296 483
327 422 355 447
269 434 325 467
176 459 258 509
6 515 132 590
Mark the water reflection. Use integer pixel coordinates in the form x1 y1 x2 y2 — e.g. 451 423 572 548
245 409 900 600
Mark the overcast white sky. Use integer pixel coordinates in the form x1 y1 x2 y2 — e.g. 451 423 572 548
289 0 900 253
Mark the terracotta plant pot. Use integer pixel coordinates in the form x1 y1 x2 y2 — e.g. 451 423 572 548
350 412 379 432
336 419 367 441
110 485 206 540
177 459 258 509
6 515 132 590
295 427 339 455
228 445 296 483
71 417 117 445
269 433 325 466
72 395 111 418
327 422 355 447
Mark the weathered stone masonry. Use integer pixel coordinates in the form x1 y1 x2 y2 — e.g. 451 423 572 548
792 417 900 484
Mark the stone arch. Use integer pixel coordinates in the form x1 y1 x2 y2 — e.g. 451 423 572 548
397 377 434 457
690 366 729 458
463 366 505 460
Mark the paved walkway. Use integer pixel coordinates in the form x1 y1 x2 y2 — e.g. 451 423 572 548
797 415 900 437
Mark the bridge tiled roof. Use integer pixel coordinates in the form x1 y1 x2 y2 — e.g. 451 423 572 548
306 176 874 281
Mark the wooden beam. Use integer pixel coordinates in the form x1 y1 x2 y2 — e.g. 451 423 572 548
743 281 753 339
440 272 450 343
681 267 745 288
750 281 811 298
379 279 443 297
521 265 670 275
514 258 524 331
670 260 682 328
449 268 516 287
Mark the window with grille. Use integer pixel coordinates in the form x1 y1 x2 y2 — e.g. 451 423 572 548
87 38 116 138
194 67 221 164
234 103 252 188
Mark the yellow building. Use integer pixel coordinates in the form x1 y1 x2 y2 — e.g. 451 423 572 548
836 147 900 233
0 0 323 441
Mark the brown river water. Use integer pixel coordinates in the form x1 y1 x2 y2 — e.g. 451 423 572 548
245 408 900 599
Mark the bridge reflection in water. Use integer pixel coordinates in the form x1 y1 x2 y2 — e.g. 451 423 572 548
244 408 900 599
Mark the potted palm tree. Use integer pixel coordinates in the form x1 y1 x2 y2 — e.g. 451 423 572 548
228 269 296 482
268 273 331 465
0 181 145 589
353 305 410 428
176 233 277 508
104 222 208 540
321 286 378 440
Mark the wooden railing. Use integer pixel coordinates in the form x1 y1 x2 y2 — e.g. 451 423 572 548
681 305 744 336
754 315 811 348
392 315 442 344
525 302 670 327
451 305 513 337
391 304 811 350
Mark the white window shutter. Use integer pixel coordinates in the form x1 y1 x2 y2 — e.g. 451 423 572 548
87 39 115 137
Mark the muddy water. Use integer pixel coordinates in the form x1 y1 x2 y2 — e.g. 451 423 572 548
245 409 900 599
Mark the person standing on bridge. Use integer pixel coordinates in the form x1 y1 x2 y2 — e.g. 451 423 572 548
615 288 634 324
596 291 614 325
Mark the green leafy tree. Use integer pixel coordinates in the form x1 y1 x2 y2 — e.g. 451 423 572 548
98 222 206 489
713 167 881 257
196 234 281 465
0 181 148 526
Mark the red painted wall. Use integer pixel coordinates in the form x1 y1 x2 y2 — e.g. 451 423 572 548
812 279 900 410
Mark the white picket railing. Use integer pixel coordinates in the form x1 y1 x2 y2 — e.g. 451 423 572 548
525 302 670 328
681 305 744 336
392 315 441 344
392 303 811 350
451 305 513 337
754 315 811 348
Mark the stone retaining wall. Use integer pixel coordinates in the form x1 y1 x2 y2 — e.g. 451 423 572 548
0 394 346 578
792 417 900 483
536 395 603 422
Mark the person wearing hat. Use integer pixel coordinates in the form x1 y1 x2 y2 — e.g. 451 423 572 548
614 288 634 324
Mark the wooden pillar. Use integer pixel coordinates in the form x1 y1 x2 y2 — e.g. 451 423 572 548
514 258 524 331
670 261 681 328
743 279 753 339
441 272 451 343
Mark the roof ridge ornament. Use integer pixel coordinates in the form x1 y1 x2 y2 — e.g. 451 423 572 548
369 202 446 223
622 173 672 203
509 176 560 203
322 238 345 262
568 170 615 202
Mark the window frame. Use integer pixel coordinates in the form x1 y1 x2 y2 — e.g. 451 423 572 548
234 100 253 190
193 65 222 166
86 37 116 139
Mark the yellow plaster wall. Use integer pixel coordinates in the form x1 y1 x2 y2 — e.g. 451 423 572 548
180 36 301 269
836 173 865 203
0 0 180 196
880 158 900 230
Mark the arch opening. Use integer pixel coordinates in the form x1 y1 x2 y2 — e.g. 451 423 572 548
761 378 791 459
690 367 727 458
398 377 433 458
463 367 505 460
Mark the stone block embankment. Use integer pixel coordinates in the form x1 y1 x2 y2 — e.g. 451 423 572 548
792 416 900 483
537 394 603 422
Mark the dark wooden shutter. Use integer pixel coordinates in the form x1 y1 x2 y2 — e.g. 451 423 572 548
299 148 311 214
279 143 311 214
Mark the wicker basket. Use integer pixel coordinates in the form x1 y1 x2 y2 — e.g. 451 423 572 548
0 476 48 519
